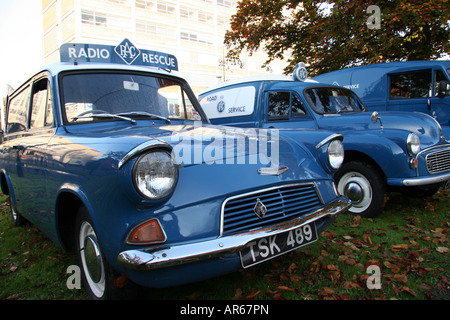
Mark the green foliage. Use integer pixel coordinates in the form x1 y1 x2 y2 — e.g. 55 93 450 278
224 0 450 76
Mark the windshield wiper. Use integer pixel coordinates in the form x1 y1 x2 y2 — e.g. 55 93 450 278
117 111 171 124
72 111 136 124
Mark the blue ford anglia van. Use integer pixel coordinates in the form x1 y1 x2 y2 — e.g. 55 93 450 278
199 69 450 219
0 42 350 299
313 61 450 137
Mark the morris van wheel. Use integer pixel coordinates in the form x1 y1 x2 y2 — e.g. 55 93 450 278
335 161 386 218
8 197 25 227
75 207 137 300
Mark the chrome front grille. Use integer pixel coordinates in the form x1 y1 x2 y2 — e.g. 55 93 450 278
221 184 322 236
426 149 450 174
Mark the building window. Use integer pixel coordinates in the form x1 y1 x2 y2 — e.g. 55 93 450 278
137 21 176 38
198 11 213 24
180 6 195 19
217 0 233 8
82 10 107 27
157 1 175 15
136 0 154 10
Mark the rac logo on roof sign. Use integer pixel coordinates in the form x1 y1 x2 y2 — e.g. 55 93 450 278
115 38 141 65
60 38 178 71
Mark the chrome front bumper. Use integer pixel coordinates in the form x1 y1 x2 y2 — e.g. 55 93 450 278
117 197 351 270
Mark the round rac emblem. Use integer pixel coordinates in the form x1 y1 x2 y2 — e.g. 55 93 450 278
217 100 225 113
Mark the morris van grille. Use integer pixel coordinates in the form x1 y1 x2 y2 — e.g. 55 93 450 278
221 184 322 235
426 149 450 174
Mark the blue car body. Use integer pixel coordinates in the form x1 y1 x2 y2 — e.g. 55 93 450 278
313 61 450 137
0 44 350 299
199 74 450 218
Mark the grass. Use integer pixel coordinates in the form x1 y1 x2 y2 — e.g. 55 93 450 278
0 190 449 300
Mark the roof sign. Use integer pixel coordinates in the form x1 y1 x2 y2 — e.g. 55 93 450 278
293 62 307 82
60 38 178 71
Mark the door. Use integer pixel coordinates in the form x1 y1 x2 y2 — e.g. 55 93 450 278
261 91 318 129
430 69 450 127
3 75 55 226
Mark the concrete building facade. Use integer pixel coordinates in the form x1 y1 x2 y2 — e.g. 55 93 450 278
41 0 285 93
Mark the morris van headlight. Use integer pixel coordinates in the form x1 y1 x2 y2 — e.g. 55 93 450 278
133 150 178 200
328 139 344 169
406 133 420 156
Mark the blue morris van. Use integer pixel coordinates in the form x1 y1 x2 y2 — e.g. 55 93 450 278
0 42 350 299
313 61 450 137
199 71 450 219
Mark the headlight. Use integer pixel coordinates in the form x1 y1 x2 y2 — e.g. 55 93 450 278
328 139 344 169
133 150 178 200
406 133 420 156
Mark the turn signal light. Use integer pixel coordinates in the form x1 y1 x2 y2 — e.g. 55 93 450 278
127 219 166 244
409 158 419 168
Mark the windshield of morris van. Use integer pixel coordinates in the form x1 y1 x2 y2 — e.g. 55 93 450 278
61 72 203 124
304 87 366 114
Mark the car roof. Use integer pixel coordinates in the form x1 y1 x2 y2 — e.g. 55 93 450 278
199 75 319 95
9 62 182 97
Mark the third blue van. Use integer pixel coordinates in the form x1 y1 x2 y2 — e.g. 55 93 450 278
313 61 450 137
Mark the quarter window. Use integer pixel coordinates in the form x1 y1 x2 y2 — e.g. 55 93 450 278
389 70 432 99
7 86 30 134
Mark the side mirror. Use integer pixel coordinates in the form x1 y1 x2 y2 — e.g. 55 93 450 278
437 81 448 99
371 111 383 129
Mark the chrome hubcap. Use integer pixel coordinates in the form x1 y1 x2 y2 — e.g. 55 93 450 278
79 221 105 298
338 172 373 214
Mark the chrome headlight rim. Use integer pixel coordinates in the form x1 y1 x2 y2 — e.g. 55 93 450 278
328 139 344 170
132 150 178 200
406 132 420 156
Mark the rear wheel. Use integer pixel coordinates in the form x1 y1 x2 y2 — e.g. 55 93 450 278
335 161 386 218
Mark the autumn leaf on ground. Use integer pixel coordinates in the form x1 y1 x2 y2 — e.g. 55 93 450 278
436 247 449 253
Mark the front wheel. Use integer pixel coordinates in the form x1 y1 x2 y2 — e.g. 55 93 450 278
75 206 137 299
335 161 386 218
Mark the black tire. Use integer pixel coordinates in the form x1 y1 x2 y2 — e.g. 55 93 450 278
75 206 137 299
335 161 386 218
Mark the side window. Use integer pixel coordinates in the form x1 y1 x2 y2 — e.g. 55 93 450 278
30 79 51 129
268 92 290 121
292 94 307 117
389 70 432 100
434 70 450 97
7 86 31 134
268 92 307 121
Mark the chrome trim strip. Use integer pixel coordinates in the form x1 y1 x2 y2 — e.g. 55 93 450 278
315 133 343 150
117 197 351 270
402 172 450 186
118 139 171 169
257 166 289 175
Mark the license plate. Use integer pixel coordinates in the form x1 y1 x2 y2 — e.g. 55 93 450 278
239 222 317 268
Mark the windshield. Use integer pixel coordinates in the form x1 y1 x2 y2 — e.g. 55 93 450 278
304 87 365 114
61 72 203 124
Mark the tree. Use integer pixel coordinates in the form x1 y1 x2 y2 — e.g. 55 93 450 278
224 0 450 76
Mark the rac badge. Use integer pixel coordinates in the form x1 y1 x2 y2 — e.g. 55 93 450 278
253 198 267 219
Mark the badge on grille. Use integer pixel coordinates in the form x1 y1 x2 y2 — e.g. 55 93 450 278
253 198 267 219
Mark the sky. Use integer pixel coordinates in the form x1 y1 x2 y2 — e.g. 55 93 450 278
0 0 44 99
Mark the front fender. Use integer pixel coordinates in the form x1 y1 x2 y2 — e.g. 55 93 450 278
342 132 415 179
